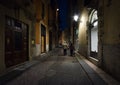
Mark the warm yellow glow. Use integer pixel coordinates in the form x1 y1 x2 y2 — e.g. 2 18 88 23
35 22 40 44
78 10 88 45
32 40 35 44
79 15 86 29
41 36 45 52
81 16 85 23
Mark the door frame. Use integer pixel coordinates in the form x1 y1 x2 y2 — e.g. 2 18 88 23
5 16 29 67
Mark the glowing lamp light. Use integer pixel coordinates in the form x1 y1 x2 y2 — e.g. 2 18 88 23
57 8 59 11
74 15 78 21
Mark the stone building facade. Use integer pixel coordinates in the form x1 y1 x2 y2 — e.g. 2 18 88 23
77 0 120 81
0 0 58 75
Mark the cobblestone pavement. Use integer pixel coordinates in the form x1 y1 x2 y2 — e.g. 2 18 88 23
1 48 107 85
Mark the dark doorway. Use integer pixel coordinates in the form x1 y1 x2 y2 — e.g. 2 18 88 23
49 31 52 50
41 24 46 53
5 17 29 67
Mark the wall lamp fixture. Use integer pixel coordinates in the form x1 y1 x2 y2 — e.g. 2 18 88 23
74 15 79 22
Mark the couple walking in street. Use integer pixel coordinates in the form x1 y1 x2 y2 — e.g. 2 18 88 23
63 41 75 56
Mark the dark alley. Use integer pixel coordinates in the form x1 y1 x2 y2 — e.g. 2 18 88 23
0 0 120 85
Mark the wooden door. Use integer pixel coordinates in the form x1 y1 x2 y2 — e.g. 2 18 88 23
5 17 28 67
5 27 14 67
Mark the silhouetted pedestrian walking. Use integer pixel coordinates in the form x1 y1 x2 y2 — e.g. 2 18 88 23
69 43 75 56
63 41 68 55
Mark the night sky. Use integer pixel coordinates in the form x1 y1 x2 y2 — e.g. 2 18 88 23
57 0 68 31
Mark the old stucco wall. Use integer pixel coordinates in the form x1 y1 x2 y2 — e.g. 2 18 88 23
78 8 88 57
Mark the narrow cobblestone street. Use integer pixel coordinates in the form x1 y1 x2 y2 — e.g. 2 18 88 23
0 48 113 85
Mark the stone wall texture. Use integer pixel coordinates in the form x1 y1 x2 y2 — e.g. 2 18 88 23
103 44 120 81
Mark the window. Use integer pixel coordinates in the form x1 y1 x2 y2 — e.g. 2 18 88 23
91 11 98 24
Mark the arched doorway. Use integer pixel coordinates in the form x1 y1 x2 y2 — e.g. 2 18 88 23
88 9 98 60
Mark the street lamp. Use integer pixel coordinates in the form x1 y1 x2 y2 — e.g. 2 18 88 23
72 15 79 45
57 8 59 11
74 15 78 22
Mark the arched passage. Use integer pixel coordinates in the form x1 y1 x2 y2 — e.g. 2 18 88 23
88 9 98 59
